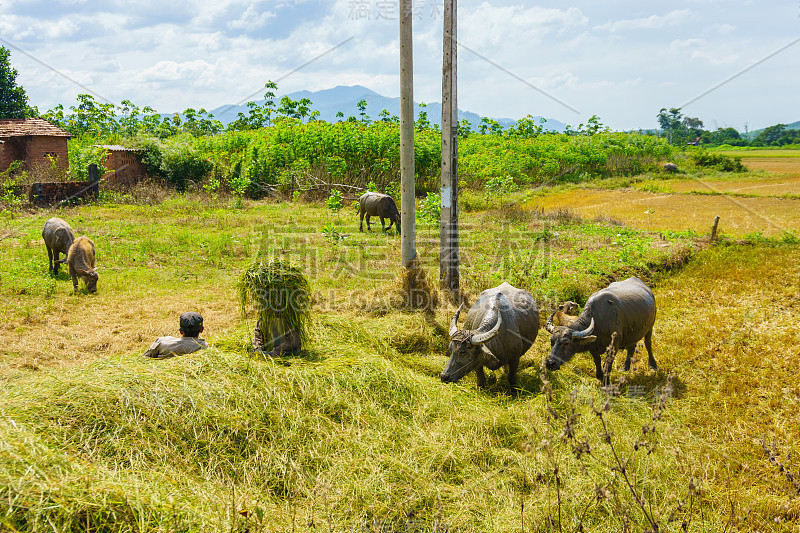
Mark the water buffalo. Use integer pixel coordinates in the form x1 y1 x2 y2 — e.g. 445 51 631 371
544 277 657 384
441 282 539 392
67 236 99 293
42 217 75 275
358 192 401 233
551 301 580 326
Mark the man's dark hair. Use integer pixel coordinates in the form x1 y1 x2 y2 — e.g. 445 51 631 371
179 312 204 337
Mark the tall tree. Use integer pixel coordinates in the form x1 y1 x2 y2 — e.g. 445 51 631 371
0 46 30 119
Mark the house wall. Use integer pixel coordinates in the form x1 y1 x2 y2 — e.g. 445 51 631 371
0 138 24 171
0 136 69 177
26 136 70 175
102 150 148 186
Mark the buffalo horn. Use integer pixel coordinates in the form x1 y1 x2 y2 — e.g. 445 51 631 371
449 303 464 337
470 314 503 345
570 318 595 339
545 311 557 333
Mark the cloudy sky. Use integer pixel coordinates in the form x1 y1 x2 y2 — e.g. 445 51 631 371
1 0 797 131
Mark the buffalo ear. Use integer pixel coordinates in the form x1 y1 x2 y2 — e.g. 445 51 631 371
575 335 597 345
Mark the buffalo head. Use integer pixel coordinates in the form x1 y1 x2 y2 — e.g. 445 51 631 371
440 303 502 383
544 312 596 370
78 268 99 293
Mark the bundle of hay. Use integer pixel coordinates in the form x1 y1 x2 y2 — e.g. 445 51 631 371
397 258 438 312
238 257 311 348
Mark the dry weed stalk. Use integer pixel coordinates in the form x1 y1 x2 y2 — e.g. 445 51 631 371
536 337 698 532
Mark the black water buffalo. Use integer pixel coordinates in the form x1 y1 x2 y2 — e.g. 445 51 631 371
42 217 75 275
544 277 657 384
358 192 401 233
441 282 539 392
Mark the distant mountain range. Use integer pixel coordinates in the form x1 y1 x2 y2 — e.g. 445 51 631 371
208 85 567 132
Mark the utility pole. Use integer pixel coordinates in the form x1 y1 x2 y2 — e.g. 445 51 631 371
399 0 417 268
440 0 459 294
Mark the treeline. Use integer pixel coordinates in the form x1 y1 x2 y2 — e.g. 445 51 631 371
656 107 800 147
38 82 672 195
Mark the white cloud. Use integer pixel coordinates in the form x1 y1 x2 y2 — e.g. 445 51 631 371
5 1 797 130
135 60 218 83
461 4 588 47
596 9 692 32
227 4 276 31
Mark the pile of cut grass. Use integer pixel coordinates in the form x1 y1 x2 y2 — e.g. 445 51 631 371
1 312 709 532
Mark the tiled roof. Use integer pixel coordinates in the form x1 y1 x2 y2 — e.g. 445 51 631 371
95 144 139 151
0 118 71 138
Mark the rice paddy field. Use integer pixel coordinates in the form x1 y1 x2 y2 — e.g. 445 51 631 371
1 155 799 531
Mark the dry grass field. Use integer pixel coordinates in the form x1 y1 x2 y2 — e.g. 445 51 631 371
1 163 799 531
526 152 800 237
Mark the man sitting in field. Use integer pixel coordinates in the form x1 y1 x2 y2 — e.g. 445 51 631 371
143 312 209 359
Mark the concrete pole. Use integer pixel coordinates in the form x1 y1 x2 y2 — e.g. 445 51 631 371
440 0 459 293
399 0 417 267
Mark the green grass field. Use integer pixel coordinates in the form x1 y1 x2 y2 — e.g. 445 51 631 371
1 175 799 531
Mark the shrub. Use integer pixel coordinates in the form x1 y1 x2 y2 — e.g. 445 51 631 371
417 192 440 223
690 151 746 172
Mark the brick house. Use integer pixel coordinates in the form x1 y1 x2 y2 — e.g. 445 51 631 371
0 118 71 178
96 145 148 186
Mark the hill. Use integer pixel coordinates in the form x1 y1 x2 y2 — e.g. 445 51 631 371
745 119 800 139
209 84 567 132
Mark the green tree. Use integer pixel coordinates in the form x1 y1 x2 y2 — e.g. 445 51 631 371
66 94 119 136
657 107 701 145
415 102 431 130
357 98 370 124
0 46 31 119
752 124 799 146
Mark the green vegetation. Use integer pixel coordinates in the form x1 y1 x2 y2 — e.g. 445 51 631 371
27 85 672 192
0 46 36 119
689 150 746 172
656 107 800 147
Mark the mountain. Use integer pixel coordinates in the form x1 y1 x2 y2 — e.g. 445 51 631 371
209 85 567 132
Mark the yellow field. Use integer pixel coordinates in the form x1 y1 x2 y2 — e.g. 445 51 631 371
717 149 800 158
527 188 800 236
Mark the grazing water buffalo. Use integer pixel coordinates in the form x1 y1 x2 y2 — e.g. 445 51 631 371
544 277 657 385
42 217 75 275
358 192 401 233
441 282 539 392
551 301 580 326
67 236 99 293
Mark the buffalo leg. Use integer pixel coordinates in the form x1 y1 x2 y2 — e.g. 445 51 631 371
359 210 365 231
365 214 372 231
507 359 520 394
622 345 637 371
644 331 657 371
47 247 55 274
475 367 487 388
380 217 387 232
592 351 606 385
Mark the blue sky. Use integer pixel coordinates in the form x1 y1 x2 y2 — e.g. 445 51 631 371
1 0 797 131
